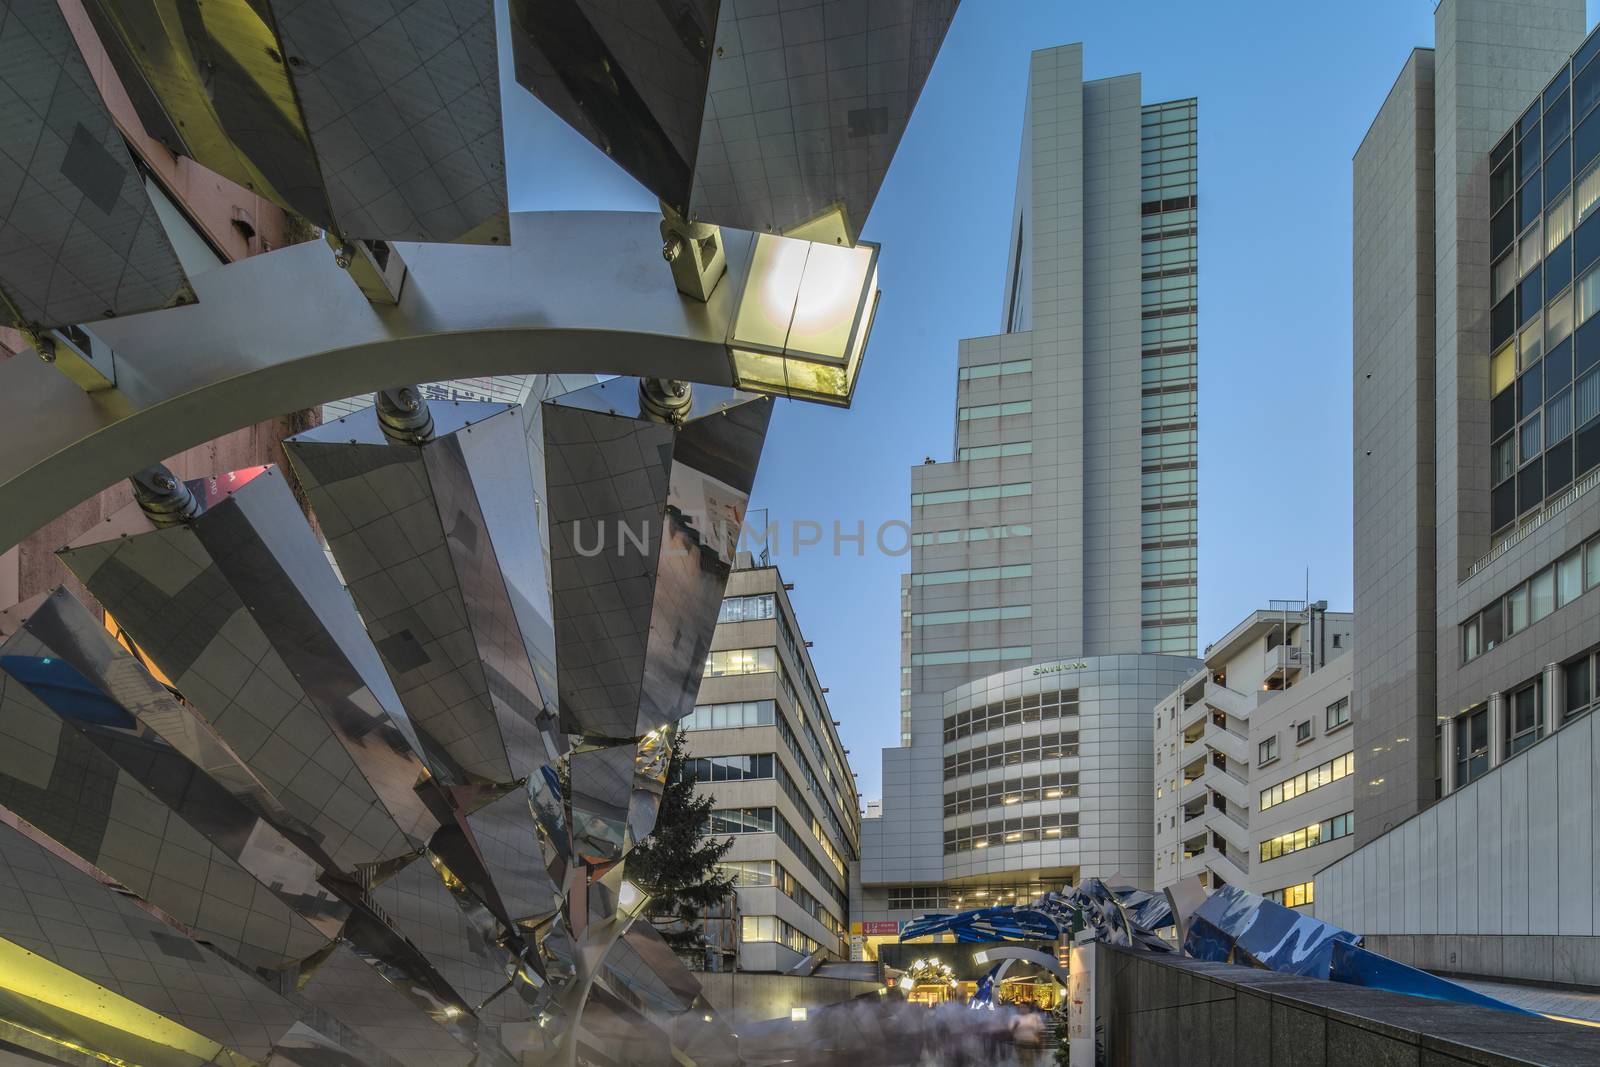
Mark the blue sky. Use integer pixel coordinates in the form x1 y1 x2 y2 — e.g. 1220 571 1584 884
503 1 1597 802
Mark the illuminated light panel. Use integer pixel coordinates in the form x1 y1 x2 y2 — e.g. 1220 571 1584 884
728 233 880 407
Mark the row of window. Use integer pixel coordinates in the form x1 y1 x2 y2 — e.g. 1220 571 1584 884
1258 752 1355 812
717 593 776 624
1461 534 1600 662
705 646 776 677
740 914 821 956
775 715 851 858
942 732 1080 779
911 482 1032 508
912 646 1032 667
1264 882 1314 909
958 359 1032 381
958 400 1031 421
885 886 947 911
912 563 1032 586
910 523 1031 547
943 811 1078 855
1259 812 1354 863
718 859 845 940
1451 648 1600 789
912 605 1032 628
680 699 774 731
942 689 1080 742
710 806 847 907
958 441 1033 461
688 753 772 783
942 770 1078 818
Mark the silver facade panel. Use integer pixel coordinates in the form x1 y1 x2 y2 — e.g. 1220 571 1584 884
58 471 433 874
0 0 191 330
82 0 508 244
509 0 958 239
543 378 771 741
286 402 562 787
269 0 509 244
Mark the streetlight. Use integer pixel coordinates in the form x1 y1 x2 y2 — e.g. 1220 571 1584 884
727 233 881 407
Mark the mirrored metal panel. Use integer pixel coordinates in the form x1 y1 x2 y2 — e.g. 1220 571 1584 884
286 402 562 788
543 378 771 740
508 0 959 240
0 0 191 330
83 0 508 244
58 468 433 875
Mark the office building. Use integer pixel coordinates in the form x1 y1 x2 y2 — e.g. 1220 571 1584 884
857 42 1202 943
687 562 862 972
1319 0 1600 984
1152 604 1352 903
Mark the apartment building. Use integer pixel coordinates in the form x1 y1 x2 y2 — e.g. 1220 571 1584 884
1154 603 1352 899
686 563 862 973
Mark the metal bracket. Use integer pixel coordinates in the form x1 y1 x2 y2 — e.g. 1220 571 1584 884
659 206 725 302
34 324 117 392
329 234 408 304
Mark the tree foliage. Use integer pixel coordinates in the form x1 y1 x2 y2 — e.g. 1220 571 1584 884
626 729 735 951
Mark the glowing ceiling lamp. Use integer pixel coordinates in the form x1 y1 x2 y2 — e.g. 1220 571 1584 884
727 233 880 407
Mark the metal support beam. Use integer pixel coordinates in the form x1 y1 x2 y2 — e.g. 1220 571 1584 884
0 211 762 553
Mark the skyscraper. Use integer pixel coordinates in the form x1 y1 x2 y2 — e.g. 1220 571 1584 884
855 43 1202 942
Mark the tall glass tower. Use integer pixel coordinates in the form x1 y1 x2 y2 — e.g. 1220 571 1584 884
859 44 1201 933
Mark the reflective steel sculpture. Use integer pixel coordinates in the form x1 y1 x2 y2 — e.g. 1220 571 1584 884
0 1 959 1061
897 878 1534 1019
0 379 768 1064
508 0 960 241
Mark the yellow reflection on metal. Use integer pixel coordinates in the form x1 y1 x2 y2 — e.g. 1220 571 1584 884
104 611 177 689
85 0 325 225
0 935 230 1062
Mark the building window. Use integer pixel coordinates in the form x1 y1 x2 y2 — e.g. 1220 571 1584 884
1258 737 1279 766
709 807 775 834
1264 882 1314 909
1461 531 1600 663
943 769 1078 817
1567 652 1596 720
718 593 776 623
1295 720 1313 744
1259 812 1353 862
705 647 777 677
1508 680 1543 756
886 886 949 911
1455 706 1489 786
1259 752 1355 811
681 700 776 730
943 689 1079 742
1332 633 1343 648
941 731 1080 779
1326 696 1351 731
688 753 774 783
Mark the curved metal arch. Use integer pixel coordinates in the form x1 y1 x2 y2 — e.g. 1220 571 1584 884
971 946 1071 986
0 211 764 552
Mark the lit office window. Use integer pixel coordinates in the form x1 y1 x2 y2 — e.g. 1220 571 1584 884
704 647 777 677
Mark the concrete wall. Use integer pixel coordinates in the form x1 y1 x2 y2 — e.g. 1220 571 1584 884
1094 942 1600 1066
691 973 881 1029
1317 710 1600 959
1352 47 1440 848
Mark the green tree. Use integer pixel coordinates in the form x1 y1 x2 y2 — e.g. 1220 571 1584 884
627 729 735 952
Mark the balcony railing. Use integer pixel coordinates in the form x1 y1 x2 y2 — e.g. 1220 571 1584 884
1466 465 1600 581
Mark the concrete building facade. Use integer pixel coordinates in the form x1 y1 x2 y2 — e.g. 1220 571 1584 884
1153 604 1352 903
685 564 861 973
857 43 1201 937
1321 0 1600 973
1351 0 1592 847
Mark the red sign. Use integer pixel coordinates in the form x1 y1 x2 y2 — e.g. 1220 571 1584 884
862 921 900 936
199 466 271 509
